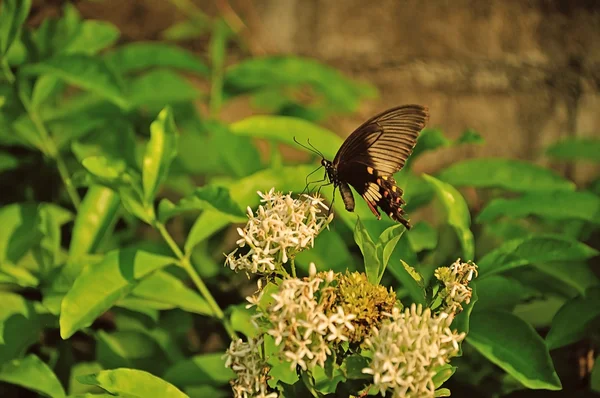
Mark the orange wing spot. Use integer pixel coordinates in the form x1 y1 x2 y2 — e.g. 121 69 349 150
377 178 382 185
367 167 374 175
383 190 389 197
396 197 401 203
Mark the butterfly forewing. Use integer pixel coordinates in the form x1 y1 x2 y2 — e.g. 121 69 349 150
332 104 429 229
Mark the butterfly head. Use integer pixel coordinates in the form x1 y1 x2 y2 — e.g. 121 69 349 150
321 158 336 183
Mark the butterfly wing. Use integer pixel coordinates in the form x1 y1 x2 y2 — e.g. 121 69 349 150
333 105 429 228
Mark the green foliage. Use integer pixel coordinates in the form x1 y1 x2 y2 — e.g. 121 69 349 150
467 310 562 390
546 137 600 162
0 355 66 398
0 2 598 397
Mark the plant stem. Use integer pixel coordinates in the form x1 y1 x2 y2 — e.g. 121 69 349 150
27 105 81 209
156 222 238 340
209 19 227 119
1 59 15 83
290 258 297 278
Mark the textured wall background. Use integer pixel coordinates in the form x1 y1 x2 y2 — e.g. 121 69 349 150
67 0 600 183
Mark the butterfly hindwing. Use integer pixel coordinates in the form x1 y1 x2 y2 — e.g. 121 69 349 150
330 104 428 228
339 162 411 228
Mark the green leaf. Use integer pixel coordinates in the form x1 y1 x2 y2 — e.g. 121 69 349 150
456 128 485 145
32 3 81 58
142 107 179 204
477 190 600 225
388 245 426 304
422 174 474 260
68 362 104 395
157 198 203 224
592 355 600 393
60 248 177 339
162 353 234 388
342 354 370 380
31 74 63 109
184 165 314 253
0 354 65 398
63 20 120 55
467 310 562 390
546 137 600 162
478 235 598 278
69 186 120 261
377 224 405 282
211 121 263 178
82 156 127 181
0 0 32 56
229 115 343 160
11 114 46 152
438 158 575 192
193 185 245 218
409 128 451 162
435 388 451 397
131 270 212 316
0 263 39 287
229 305 258 338
0 151 20 173
77 368 188 398
353 217 380 284
0 292 45 364
71 120 137 170
406 128 483 168
533 261 599 296
475 276 538 310
22 54 129 109
452 283 478 336
406 221 438 252
545 291 600 350
223 56 376 113
104 42 209 75
128 70 202 108
161 20 209 41
432 364 456 389
96 330 170 376
295 229 353 274
0 203 42 264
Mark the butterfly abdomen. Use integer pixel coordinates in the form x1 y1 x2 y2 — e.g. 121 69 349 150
339 181 355 212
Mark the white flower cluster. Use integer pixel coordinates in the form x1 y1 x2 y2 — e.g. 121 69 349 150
435 259 478 314
225 189 333 275
362 304 466 398
224 336 278 398
250 264 355 371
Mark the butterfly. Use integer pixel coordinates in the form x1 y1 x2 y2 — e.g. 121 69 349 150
299 105 429 230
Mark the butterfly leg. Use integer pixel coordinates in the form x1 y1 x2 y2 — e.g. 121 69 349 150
302 165 326 195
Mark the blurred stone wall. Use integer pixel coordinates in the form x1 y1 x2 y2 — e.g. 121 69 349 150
71 0 600 183
251 0 600 183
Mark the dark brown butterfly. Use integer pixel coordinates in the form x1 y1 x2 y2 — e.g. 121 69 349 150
305 105 429 230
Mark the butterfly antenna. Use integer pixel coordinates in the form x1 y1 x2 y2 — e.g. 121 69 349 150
293 136 323 158
307 139 326 159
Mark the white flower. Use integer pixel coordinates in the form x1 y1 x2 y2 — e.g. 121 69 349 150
225 189 333 276
362 304 466 398
251 264 354 371
224 336 278 398
434 259 478 315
